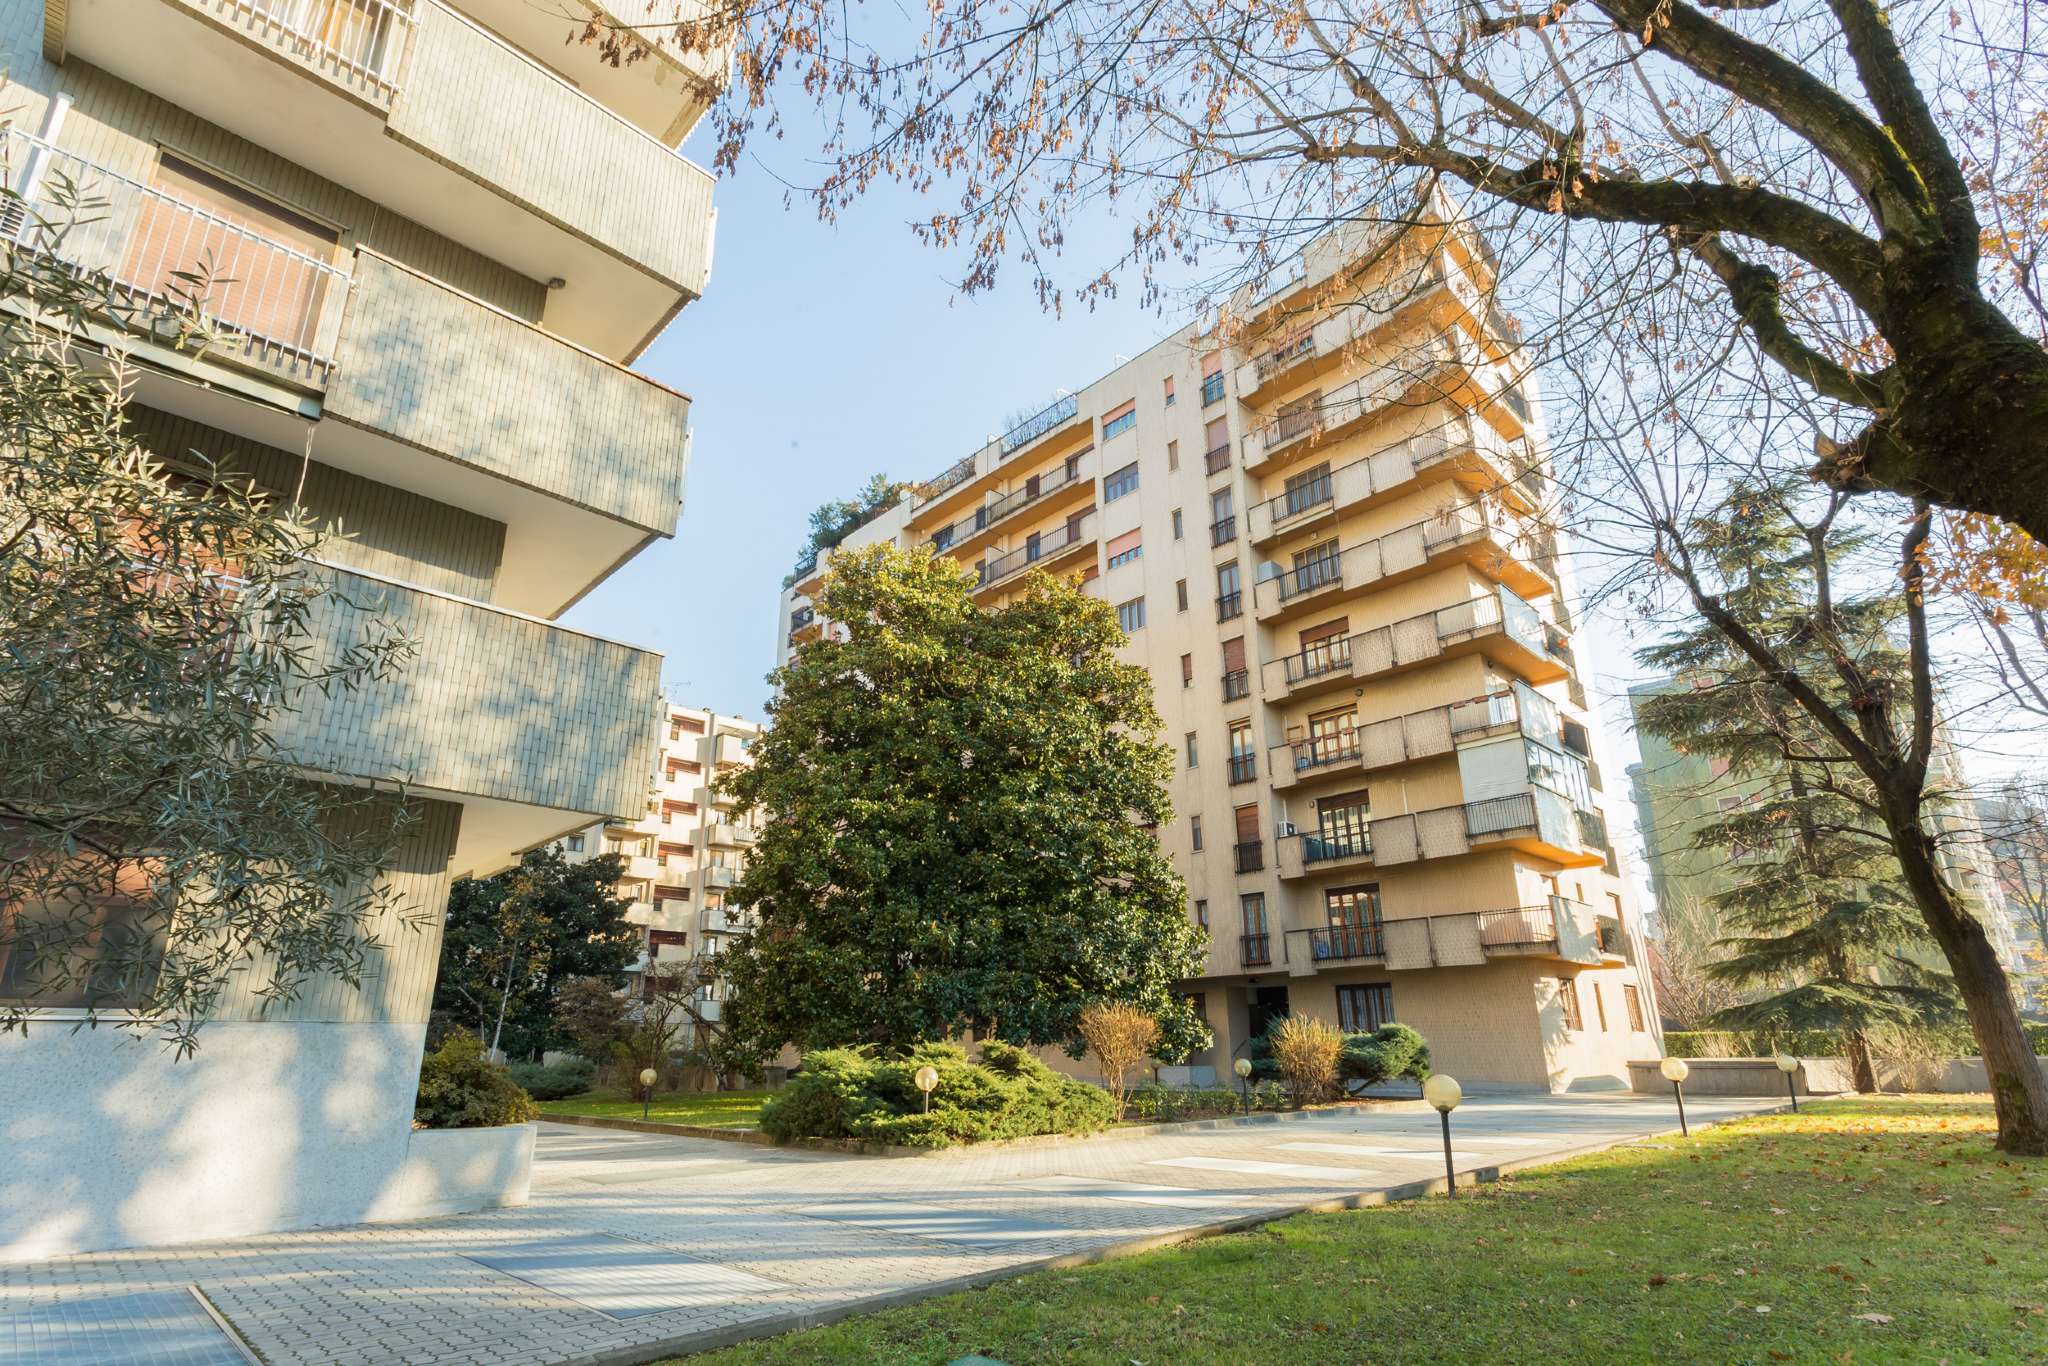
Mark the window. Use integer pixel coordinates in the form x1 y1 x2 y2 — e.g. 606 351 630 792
1527 740 1593 810
1167 439 1179 471
1221 635 1248 701
1593 981 1609 1030
1194 898 1209 928
1324 884 1384 959
1314 790 1371 859
1624 983 1647 1032
1283 462 1334 516
1227 722 1256 784
1336 983 1394 1032
1181 652 1194 687
1240 893 1270 964
676 715 706 734
1163 375 1176 406
1201 353 1225 406
1172 508 1184 540
1558 978 1584 1031
1117 597 1147 631
1234 804 1263 871
565 834 586 853
1204 416 1230 462
0 865 165 1009
1185 731 1200 768
1106 529 1143 570
1290 539 1341 596
1104 461 1140 502
1176 579 1190 612
1191 815 1204 851
669 723 682 740
1210 487 1236 545
1102 401 1137 440
1216 561 1242 620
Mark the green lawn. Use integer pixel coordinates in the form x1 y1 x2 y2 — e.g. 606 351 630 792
536 1088 771 1129
679 1097 2047 1363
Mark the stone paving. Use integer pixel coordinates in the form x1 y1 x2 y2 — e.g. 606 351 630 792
0 1092 1781 1365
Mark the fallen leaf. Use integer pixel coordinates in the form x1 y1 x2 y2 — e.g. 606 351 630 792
1648 1274 1668 1288
1853 1312 1894 1326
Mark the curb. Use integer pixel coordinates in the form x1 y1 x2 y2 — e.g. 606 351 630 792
558 1100 1793 1365
539 1098 1432 1157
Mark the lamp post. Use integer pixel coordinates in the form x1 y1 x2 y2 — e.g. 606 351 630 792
1774 1053 1800 1112
639 1067 659 1123
1423 1074 1463 1197
1660 1057 1690 1136
1233 1057 1254 1113
914 1065 940 1114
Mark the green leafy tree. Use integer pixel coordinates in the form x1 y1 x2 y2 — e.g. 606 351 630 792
784 472 909 584
1 164 415 1054
1646 485 1998 1105
719 544 1207 1068
431 846 639 1060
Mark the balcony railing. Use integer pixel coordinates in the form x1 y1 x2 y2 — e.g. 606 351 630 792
1221 669 1250 702
199 0 413 102
1302 826 1372 865
1262 401 1325 450
1227 753 1257 785
1216 590 1243 621
1001 393 1080 453
1239 933 1272 967
1301 924 1385 962
1254 330 1317 382
1280 471 1334 519
789 606 816 632
1205 444 1232 475
5 131 351 382
931 463 1087 550
1255 498 1548 621
1210 515 1237 546
1234 839 1264 873
915 454 979 506
1276 635 1353 688
978 513 1093 588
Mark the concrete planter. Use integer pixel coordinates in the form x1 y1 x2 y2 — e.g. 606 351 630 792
1627 1055 2048 1097
365 1122 535 1222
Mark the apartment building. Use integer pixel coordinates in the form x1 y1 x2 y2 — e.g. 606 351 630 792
0 0 715 1257
560 701 761 1016
778 206 1661 1091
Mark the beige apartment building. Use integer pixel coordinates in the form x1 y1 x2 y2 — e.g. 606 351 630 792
0 0 714 1257
560 701 761 1014
778 208 1661 1092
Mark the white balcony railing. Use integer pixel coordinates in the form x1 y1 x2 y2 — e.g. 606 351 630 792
4 131 352 381
194 0 414 102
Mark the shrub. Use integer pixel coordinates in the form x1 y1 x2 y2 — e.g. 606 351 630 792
1268 1015 1344 1104
506 1057 597 1101
1123 1085 1239 1122
759 1041 1114 1148
1249 1079 1290 1110
1077 1002 1159 1119
414 1035 538 1129
1338 1024 1432 1090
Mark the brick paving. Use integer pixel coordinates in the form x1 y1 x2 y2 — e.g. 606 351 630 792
0 1092 1779 1364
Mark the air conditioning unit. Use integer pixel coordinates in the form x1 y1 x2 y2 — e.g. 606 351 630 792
1254 560 1284 583
1274 820 1299 838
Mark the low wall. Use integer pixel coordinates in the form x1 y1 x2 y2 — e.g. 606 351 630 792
1628 1055 2048 1097
367 1124 534 1221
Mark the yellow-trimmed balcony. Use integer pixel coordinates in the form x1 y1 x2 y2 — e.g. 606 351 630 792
1259 587 1574 705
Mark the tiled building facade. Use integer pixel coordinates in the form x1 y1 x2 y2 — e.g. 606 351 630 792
779 209 1662 1091
0 0 712 1256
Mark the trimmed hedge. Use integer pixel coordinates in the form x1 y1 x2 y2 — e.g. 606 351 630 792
414 1035 539 1129
1664 1024 2048 1059
760 1042 1114 1149
507 1057 597 1101
1339 1023 1432 1087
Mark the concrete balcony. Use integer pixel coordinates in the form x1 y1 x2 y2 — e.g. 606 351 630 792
700 906 747 935
906 394 1092 534
698 865 739 893
1246 419 1543 548
712 733 749 766
1268 685 1550 793
1250 497 1554 628
1241 333 1534 480
925 456 1096 563
975 511 1097 594
621 854 663 882
1231 261 1455 404
1276 788 1603 882
1279 897 1604 977
271 560 663 879
1259 586 1573 705
51 0 720 358
696 822 748 849
657 854 693 885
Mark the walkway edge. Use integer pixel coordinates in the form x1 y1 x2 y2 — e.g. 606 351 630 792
558 1101 1792 1365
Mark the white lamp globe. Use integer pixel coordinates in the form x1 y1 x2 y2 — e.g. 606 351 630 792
1423 1074 1463 1112
1233 1057 1254 1079
638 1068 659 1088
1659 1057 1690 1084
1774 1053 1798 1075
914 1065 940 1093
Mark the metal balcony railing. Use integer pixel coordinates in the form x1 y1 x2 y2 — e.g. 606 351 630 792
5 131 353 379
915 454 978 506
1000 393 1079 453
1239 933 1272 967
1221 669 1250 702
204 0 414 100
1262 402 1325 450
789 606 816 632
1302 924 1384 962
1205 444 1232 475
1216 590 1243 621
978 513 1092 588
1281 472 1334 519
1234 839 1264 873
1289 729 1362 772
1254 330 1317 382
1227 753 1257 785
1302 827 1371 865
1210 515 1237 546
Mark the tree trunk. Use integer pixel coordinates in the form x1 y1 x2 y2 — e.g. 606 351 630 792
1844 1029 1878 1095
488 943 520 1061
1889 802 2048 1154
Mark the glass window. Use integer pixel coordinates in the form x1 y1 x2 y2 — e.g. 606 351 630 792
1103 402 1137 440
1336 983 1394 1032
1624 983 1647 1032
1104 461 1140 502
1194 898 1208 927
1106 529 1143 569
1180 652 1193 686
1167 440 1179 470
1185 732 1199 768
1176 579 1189 612
1172 509 1184 540
565 834 586 853
1558 978 1584 1030
1116 597 1146 632
1191 815 1204 851
1526 739 1593 810
1201 371 1225 406
1163 376 1176 406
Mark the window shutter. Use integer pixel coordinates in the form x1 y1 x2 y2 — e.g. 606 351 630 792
1105 528 1142 559
1233 804 1261 841
1221 636 1247 673
1299 616 1349 645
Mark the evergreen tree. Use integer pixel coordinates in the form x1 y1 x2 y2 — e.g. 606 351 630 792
1638 483 1960 1089
718 544 1208 1068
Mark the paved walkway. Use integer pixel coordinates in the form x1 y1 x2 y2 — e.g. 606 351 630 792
1 1092 1780 1364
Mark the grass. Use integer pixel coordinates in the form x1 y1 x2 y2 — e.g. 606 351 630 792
678 1097 2048 1363
535 1088 771 1129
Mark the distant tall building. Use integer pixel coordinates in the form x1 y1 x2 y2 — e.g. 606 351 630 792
778 204 1662 1091
560 701 762 1019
